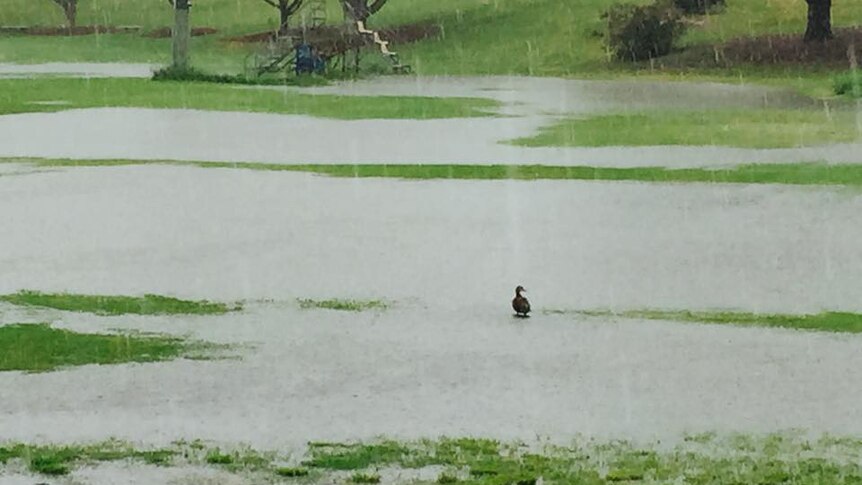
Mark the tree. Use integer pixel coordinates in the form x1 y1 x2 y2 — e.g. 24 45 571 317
260 0 304 36
51 0 77 29
341 0 389 22
804 0 833 42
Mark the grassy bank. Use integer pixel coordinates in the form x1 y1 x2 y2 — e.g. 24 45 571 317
0 323 213 372
0 290 237 316
12 158 862 187
0 77 497 119
4 434 862 482
561 309 862 334
2 0 860 95
512 109 860 149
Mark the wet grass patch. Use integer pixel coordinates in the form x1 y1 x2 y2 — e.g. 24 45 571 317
297 298 389 312
299 434 862 484
15 158 862 188
0 290 239 316
0 323 220 372
568 309 862 334
4 433 862 482
0 441 178 476
511 110 859 149
0 78 498 120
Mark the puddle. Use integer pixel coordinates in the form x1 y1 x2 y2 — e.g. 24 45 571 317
0 62 157 78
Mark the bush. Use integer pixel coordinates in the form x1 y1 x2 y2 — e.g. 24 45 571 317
673 0 725 15
834 71 862 97
151 65 330 86
604 1 685 62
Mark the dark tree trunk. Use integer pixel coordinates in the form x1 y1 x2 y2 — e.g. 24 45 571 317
804 0 833 42
64 0 77 28
279 2 291 35
342 0 388 22
52 0 77 29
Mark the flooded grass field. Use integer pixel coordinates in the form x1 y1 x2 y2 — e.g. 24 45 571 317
1 0 862 480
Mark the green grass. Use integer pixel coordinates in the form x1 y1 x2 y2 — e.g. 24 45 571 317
300 434 862 484
576 309 862 334
0 290 237 316
512 109 860 149
276 467 311 477
0 77 497 119
0 323 215 372
350 472 382 483
4 434 862 482
2 0 860 95
14 158 862 188
297 298 389 312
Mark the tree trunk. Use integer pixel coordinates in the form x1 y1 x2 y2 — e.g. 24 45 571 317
279 2 290 35
804 0 833 42
64 0 77 29
52 0 77 30
172 0 191 70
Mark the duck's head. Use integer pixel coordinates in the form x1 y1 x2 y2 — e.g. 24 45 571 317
515 285 526 294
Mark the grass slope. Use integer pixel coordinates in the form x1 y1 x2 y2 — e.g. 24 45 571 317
0 78 496 119
0 290 236 316
2 0 860 90
0 323 205 372
14 159 862 188
512 109 860 149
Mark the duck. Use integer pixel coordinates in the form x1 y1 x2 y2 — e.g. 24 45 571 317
512 285 531 317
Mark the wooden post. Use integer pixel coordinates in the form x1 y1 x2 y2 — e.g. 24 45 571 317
172 0 191 70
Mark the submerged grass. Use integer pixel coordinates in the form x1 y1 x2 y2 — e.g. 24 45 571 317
0 77 497 119
297 298 389 312
0 323 218 372
511 110 860 149
578 309 862 334
14 158 862 188
0 290 238 316
4 434 862 481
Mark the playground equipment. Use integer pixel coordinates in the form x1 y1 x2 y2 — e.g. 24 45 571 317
245 0 410 77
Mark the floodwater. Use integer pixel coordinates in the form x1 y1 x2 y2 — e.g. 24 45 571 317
0 67 859 167
2 165 861 313
1 166 862 452
0 62 156 78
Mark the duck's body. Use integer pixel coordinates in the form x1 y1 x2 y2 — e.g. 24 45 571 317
512 285 530 317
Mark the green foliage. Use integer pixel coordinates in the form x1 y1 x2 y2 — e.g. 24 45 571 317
834 70 862 97
297 298 389 312
0 290 237 316
604 1 685 61
673 0 725 15
0 323 216 372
